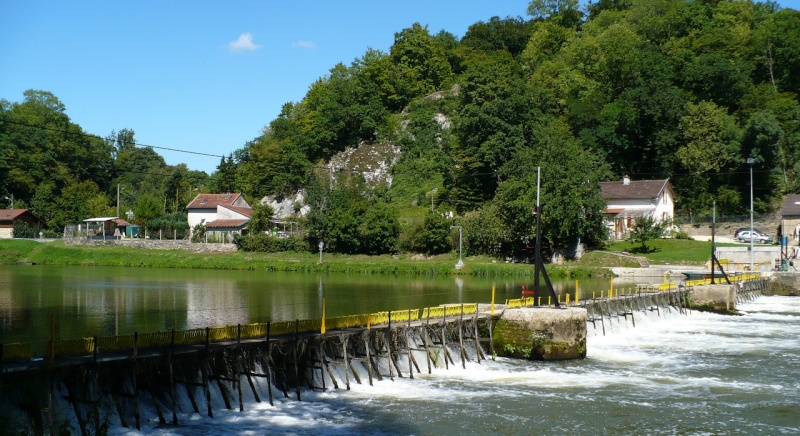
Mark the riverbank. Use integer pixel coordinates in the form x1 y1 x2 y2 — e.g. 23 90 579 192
0 239 614 278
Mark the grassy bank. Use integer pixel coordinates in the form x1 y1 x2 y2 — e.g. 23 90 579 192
0 240 611 278
604 238 735 265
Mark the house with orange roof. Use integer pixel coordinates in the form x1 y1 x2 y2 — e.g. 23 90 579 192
186 193 252 240
599 176 675 239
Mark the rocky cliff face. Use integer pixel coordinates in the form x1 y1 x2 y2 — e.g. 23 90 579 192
328 140 401 187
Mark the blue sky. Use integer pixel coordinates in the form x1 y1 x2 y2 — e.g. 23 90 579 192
2 1 799 175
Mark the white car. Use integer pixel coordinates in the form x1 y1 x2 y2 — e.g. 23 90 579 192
737 230 773 244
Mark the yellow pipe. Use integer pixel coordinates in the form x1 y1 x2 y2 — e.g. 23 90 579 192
491 286 496 315
566 293 570 305
575 280 579 303
321 297 326 334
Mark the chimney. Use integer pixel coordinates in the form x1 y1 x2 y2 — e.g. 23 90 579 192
623 175 630 185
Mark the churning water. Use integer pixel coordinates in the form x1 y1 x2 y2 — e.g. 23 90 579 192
110 296 800 435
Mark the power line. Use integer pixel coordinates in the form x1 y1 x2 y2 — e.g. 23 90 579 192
2 119 225 159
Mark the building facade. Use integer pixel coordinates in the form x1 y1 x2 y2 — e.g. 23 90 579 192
600 176 675 239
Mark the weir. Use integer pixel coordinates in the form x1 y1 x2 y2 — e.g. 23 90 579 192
0 277 769 434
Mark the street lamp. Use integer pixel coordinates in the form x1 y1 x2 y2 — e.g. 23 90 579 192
318 241 325 264
747 158 755 271
450 226 463 269
4 194 12 209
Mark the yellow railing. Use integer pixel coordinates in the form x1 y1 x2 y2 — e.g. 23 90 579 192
4 272 760 364
1 342 32 361
55 337 95 357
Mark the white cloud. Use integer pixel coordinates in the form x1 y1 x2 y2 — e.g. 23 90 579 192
228 33 260 53
291 40 317 49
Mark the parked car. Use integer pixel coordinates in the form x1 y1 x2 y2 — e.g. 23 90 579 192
737 230 773 244
734 227 763 239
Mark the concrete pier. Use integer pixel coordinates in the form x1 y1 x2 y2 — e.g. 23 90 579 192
492 308 587 360
688 284 737 314
770 272 800 296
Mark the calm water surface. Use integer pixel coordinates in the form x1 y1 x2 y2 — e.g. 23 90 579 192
0 264 616 350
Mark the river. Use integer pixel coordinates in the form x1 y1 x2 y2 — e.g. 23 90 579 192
0 264 618 353
119 296 800 435
2 265 797 434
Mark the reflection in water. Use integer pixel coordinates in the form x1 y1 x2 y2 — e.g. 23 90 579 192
0 265 626 349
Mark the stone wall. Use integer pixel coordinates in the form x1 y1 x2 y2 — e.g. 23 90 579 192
64 238 237 253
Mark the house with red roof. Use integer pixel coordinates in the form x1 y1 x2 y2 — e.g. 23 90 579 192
186 193 252 240
599 176 675 239
0 209 44 239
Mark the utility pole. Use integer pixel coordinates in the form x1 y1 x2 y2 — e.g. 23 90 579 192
116 184 120 218
532 167 559 307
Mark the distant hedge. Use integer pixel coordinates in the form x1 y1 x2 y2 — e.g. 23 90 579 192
234 233 310 253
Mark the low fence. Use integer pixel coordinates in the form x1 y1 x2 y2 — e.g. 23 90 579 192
1 304 479 363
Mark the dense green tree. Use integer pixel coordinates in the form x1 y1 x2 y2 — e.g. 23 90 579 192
399 210 453 255
390 23 454 108
305 178 364 254
741 111 784 210
460 202 507 255
461 16 536 58
447 50 531 211
495 118 610 251
675 101 742 214
51 180 112 232
248 202 276 233
134 193 163 236
527 0 582 27
212 154 238 193
358 202 400 255
0 90 115 205
753 8 800 95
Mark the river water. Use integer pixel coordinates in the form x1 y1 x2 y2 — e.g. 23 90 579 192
102 297 798 435
2 266 798 434
0 265 619 353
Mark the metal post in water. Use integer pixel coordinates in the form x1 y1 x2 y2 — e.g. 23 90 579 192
748 158 755 271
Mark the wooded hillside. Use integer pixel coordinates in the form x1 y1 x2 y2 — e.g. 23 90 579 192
2 0 799 257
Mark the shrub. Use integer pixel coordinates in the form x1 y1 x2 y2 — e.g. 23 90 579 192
234 233 309 252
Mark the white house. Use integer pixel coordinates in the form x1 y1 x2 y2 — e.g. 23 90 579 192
599 176 675 239
187 193 252 240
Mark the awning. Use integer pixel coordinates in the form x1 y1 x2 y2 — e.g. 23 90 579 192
83 217 119 223
206 219 249 229
609 208 655 219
